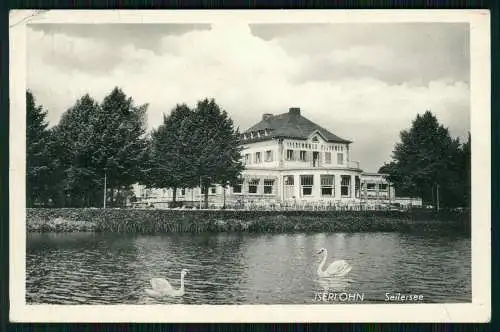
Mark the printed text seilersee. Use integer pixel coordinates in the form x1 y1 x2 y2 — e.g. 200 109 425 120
385 292 424 302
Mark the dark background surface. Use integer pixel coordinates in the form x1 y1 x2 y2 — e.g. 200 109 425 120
0 0 497 330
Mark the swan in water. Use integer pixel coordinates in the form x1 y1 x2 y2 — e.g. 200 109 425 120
145 269 188 298
316 248 352 277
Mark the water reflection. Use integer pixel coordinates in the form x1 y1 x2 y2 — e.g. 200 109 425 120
26 231 471 304
316 277 354 292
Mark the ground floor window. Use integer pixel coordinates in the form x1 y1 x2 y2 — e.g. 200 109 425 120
379 183 388 191
300 175 314 196
283 175 295 199
367 183 376 191
180 188 186 196
264 179 275 194
210 187 217 195
233 179 243 194
341 175 351 197
283 175 294 185
320 175 334 196
248 179 260 194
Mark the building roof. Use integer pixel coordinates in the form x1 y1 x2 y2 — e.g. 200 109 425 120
241 107 352 144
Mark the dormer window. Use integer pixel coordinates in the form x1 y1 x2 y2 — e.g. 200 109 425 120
312 136 318 142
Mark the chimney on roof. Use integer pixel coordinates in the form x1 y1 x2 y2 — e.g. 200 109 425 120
262 113 273 121
289 107 301 116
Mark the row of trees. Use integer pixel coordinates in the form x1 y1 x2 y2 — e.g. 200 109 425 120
379 111 470 209
26 88 243 208
27 87 471 209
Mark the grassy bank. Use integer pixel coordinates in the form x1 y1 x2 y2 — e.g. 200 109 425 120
26 208 470 234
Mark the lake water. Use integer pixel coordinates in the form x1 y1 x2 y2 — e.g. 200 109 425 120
26 231 471 304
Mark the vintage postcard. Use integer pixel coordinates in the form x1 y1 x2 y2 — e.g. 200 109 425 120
9 9 491 322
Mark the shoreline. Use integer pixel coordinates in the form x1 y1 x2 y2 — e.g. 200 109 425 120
26 208 470 234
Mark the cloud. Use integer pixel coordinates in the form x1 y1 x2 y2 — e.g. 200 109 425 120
27 23 470 172
254 23 470 85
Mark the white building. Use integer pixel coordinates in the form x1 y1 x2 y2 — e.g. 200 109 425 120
132 107 420 209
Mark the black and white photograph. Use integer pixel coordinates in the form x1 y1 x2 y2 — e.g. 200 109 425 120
9 10 490 322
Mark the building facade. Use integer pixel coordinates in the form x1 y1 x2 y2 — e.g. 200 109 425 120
132 107 420 209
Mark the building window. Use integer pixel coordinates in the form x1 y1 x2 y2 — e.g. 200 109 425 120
255 152 262 163
180 188 186 196
210 187 217 195
341 175 351 197
286 149 294 160
325 152 332 164
248 179 259 194
300 175 314 196
265 150 273 162
283 175 294 185
264 179 275 194
299 150 307 161
379 184 388 191
245 153 251 164
367 183 376 191
233 179 243 194
320 175 334 196
337 153 344 165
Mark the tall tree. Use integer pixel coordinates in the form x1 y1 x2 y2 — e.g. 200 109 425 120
53 94 102 207
190 98 244 208
459 133 471 209
26 90 51 207
48 87 149 207
92 87 149 206
383 111 465 208
148 104 199 203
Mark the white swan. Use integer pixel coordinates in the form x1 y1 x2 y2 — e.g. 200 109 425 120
145 269 188 298
316 248 352 277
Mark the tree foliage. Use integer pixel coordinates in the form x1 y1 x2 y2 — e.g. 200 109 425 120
27 91 243 208
147 104 199 202
190 98 244 208
380 111 470 208
31 87 149 207
26 90 51 207
93 87 149 199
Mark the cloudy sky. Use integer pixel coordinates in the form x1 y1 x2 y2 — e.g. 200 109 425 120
27 22 470 172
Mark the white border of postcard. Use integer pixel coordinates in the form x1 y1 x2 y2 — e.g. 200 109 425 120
9 9 491 323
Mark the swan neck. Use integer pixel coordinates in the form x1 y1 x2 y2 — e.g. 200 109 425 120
180 274 185 290
318 250 327 273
